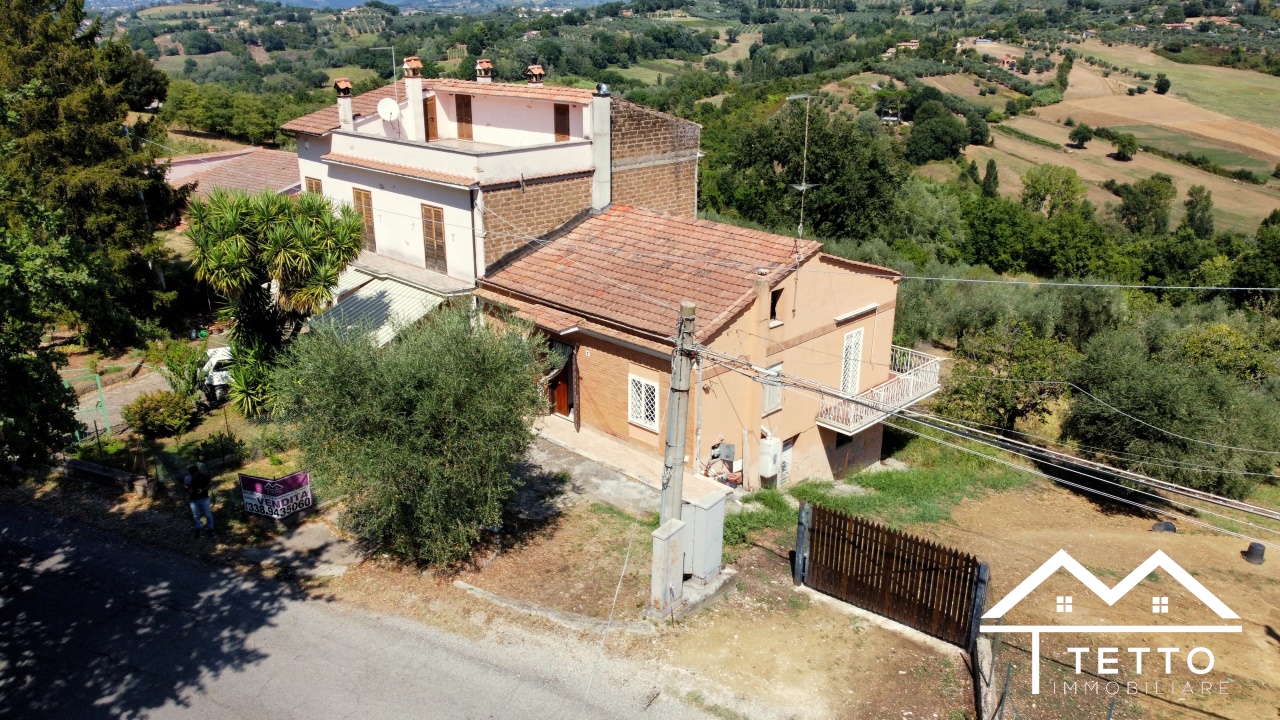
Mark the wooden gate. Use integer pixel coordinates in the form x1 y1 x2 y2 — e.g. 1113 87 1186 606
795 502 988 649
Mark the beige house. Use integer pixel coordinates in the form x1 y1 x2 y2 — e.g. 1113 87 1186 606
479 205 940 488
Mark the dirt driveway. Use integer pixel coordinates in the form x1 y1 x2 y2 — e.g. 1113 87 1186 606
910 481 1280 720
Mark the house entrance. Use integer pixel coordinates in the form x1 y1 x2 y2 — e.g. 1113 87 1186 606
544 340 575 418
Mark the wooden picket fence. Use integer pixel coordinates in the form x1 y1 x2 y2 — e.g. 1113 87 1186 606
795 502 988 649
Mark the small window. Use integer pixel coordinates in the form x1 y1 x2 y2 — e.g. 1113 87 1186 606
628 375 659 431
304 177 322 194
769 288 784 325
763 363 782 415
554 103 570 142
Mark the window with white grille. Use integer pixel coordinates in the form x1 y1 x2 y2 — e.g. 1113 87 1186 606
763 363 783 414
841 328 864 395
628 375 659 431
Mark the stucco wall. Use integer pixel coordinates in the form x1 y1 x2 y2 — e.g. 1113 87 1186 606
431 91 589 146
297 136 477 282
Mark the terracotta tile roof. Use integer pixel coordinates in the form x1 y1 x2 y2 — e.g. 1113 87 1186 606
281 84 399 135
817 253 902 278
475 287 583 333
424 78 596 104
170 148 301 198
321 153 476 187
480 205 824 344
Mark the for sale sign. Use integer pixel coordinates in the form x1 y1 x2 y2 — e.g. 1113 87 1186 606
240 470 313 519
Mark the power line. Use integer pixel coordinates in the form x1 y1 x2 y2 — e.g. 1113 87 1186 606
883 417 1280 551
697 348 1280 542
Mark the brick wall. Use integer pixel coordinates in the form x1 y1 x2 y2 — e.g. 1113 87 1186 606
610 100 700 160
482 173 592 267
612 160 698 217
610 100 700 217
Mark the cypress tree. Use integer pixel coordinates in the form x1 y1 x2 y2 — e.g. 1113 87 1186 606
0 0 186 345
981 159 1000 197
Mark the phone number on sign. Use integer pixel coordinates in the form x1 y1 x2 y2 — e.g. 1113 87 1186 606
243 488 313 519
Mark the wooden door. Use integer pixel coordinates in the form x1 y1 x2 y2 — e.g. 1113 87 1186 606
552 376 570 416
455 95 472 140
352 188 375 252
424 97 438 141
553 103 569 142
421 203 446 274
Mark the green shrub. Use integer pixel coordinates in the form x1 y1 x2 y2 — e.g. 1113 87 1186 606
723 489 796 545
122 390 195 438
1030 88 1063 106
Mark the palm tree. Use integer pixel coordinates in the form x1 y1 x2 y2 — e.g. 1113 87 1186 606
188 189 364 349
187 189 364 414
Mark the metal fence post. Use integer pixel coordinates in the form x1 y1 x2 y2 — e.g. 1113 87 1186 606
793 501 810 586
969 562 991 720
996 661 1013 720
1106 697 1117 720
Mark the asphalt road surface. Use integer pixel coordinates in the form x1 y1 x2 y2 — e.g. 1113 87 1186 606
0 504 709 720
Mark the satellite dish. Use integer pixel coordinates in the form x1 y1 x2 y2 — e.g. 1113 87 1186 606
377 98 401 123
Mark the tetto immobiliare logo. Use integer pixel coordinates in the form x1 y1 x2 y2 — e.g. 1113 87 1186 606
979 550 1240 695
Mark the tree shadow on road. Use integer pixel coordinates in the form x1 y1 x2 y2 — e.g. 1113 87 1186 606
0 505 317 718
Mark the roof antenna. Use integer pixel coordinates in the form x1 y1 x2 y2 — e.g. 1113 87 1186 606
371 46 400 104
785 94 817 318
785 93 819 242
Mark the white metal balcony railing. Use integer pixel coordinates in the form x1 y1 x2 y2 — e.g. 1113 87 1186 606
816 346 942 435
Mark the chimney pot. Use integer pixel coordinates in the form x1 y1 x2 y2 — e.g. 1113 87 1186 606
402 56 423 78
334 78 353 96
525 64 546 87
334 78 354 131
475 58 494 83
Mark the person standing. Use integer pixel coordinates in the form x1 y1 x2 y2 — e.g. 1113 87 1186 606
184 465 215 537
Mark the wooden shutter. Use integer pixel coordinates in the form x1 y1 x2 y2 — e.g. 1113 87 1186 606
421 203 446 273
304 177 322 194
455 95 472 140
425 97 438 141
554 104 569 142
353 188 375 252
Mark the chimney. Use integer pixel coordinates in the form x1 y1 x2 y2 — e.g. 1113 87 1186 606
524 64 545 87
334 78 354 131
475 58 494 83
401 56 425 142
590 83 612 211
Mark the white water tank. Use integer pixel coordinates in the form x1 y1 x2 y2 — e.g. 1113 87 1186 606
759 436 782 480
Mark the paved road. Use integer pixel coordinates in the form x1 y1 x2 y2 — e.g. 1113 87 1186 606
0 504 708 720
77 371 169 434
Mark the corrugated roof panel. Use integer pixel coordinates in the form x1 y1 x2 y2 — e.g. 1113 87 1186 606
314 277 444 346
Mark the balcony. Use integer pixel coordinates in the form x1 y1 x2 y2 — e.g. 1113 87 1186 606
816 346 942 435
326 130 594 186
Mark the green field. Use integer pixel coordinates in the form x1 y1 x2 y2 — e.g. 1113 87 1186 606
611 59 689 85
1080 39 1280 130
324 65 379 83
155 51 235 73
139 2 226 18
1109 124 1274 174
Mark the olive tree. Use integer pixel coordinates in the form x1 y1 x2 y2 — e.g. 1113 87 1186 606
272 306 558 565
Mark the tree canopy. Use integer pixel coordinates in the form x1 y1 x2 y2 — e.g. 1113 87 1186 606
272 307 558 565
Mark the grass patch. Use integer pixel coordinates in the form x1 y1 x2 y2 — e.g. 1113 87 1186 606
589 501 659 530
723 488 796 545
324 65 379 83
1110 124 1272 174
791 425 1029 527
993 123 1063 150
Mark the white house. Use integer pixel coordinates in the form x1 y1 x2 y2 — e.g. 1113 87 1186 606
283 58 700 344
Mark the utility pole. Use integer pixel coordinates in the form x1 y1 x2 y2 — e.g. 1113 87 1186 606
651 301 696 619
659 300 696 526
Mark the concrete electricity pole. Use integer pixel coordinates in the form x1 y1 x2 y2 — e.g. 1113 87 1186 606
650 301 696 619
659 301 696 526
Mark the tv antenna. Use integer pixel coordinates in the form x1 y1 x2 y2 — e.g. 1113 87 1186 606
370 45 400 103
786 93 819 240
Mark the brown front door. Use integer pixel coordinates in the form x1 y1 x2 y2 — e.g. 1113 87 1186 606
421 203 446 273
353 188 375 252
554 103 569 142
425 97 438 141
551 375 570 416
455 95 472 140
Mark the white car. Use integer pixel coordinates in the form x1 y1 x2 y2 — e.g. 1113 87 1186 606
202 347 233 402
